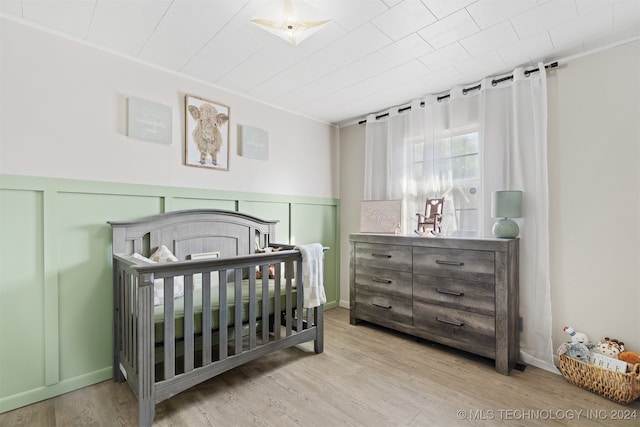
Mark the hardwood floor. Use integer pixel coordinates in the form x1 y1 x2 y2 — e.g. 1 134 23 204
2 308 638 426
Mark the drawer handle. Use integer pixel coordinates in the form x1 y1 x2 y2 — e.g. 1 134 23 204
371 253 392 258
435 260 464 267
436 288 464 297
436 317 464 327
373 302 392 309
372 278 392 284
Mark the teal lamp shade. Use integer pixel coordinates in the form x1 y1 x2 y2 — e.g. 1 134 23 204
491 191 522 238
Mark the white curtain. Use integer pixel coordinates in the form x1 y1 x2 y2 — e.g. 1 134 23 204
363 64 555 373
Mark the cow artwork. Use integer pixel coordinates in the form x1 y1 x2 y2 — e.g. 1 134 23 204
185 95 230 170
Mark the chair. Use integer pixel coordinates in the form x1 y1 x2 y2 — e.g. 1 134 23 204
416 197 444 234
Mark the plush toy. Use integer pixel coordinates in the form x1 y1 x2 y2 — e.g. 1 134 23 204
563 326 590 345
592 337 625 358
557 342 591 363
618 351 640 366
256 247 282 279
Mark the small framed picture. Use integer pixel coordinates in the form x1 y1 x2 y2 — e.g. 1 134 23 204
185 94 230 170
360 200 402 233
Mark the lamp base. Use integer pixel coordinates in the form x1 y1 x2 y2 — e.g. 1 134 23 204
492 218 519 238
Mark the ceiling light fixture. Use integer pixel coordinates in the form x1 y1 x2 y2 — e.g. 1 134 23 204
250 0 330 46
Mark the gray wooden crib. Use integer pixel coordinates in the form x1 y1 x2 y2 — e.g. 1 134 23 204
108 209 325 426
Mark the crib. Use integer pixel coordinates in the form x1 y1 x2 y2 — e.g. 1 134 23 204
108 209 325 426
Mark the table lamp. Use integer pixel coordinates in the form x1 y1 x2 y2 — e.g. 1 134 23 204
491 190 522 238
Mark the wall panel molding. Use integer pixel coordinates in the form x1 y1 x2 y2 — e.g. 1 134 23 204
0 174 339 413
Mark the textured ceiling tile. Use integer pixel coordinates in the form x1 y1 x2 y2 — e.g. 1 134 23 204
466 0 538 30
614 1 640 29
248 23 391 101
549 7 613 49
306 0 389 31
510 0 577 39
1 0 24 17
87 1 173 56
22 0 95 39
459 21 519 57
181 21 267 84
371 0 437 41
576 0 613 16
454 51 507 81
417 9 479 49
497 32 553 68
421 0 476 20
139 0 248 71
379 33 434 64
419 42 471 71
274 53 395 108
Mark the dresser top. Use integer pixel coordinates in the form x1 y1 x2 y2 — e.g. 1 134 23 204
349 233 518 252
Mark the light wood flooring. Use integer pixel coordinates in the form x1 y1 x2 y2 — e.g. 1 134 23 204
1 308 638 426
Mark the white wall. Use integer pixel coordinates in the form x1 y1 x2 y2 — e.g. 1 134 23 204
0 18 339 199
338 122 365 307
547 40 640 354
339 40 640 358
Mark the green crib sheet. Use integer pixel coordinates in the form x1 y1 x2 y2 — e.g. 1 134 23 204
153 279 297 343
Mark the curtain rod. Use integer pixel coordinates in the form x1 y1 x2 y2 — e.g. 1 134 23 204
358 61 558 125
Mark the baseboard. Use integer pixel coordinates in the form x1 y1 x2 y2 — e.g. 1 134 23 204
0 367 111 414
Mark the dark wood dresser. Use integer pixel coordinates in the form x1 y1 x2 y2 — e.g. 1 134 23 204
349 233 519 374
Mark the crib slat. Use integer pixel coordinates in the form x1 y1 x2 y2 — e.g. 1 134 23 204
285 264 292 337
184 275 194 373
218 270 228 361
202 273 212 365
274 267 281 341
133 276 137 370
234 269 242 355
138 275 155 427
133 276 138 374
262 269 270 345
296 258 303 333
113 265 122 381
127 274 134 372
120 271 126 369
314 306 324 354
163 278 175 380
249 272 256 350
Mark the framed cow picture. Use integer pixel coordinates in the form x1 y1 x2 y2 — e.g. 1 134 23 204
185 94 230 171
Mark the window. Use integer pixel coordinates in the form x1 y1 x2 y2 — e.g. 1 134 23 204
410 129 480 235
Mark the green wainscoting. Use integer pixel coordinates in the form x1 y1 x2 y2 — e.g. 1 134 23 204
0 175 340 413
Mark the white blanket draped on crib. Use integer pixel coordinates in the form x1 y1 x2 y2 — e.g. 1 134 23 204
295 243 326 308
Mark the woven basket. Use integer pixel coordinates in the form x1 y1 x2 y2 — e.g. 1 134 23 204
558 354 640 404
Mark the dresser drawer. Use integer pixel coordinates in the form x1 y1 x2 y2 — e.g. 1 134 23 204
355 288 412 326
413 247 495 282
413 274 495 316
413 301 496 358
355 243 412 272
355 265 412 300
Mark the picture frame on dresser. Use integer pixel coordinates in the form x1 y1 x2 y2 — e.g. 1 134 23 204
360 200 402 234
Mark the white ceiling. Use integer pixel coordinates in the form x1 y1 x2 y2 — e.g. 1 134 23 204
2 0 639 126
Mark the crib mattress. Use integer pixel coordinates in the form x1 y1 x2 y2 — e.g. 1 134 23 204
153 279 296 343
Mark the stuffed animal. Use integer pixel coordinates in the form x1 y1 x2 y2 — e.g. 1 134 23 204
563 326 590 344
256 247 282 279
618 351 640 366
592 337 625 358
557 342 591 363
